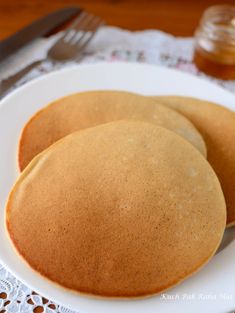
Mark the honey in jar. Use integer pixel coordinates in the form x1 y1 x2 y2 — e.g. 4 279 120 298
194 5 235 80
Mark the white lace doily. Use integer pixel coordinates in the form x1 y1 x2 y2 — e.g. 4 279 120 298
1 26 235 313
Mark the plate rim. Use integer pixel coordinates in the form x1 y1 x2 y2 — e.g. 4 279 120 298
0 62 235 313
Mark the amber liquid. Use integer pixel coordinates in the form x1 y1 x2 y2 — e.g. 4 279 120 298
194 46 235 80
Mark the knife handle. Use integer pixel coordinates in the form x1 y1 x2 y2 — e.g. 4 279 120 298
0 60 44 97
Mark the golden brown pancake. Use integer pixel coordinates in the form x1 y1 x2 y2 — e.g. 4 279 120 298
152 96 235 227
7 120 225 298
18 91 206 171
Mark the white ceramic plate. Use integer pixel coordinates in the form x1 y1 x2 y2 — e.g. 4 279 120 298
0 62 235 313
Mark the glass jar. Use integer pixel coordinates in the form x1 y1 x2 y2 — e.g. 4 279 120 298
194 5 235 80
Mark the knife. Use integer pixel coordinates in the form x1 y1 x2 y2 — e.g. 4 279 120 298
0 6 81 62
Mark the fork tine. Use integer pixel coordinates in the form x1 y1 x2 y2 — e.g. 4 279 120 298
74 17 102 47
62 11 87 42
69 14 96 44
68 11 87 29
47 11 104 62
73 13 95 31
75 18 104 53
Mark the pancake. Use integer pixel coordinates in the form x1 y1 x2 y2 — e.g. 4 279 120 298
7 120 226 298
18 90 206 171
152 95 235 227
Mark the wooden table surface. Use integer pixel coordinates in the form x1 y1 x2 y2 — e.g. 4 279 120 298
1 0 235 40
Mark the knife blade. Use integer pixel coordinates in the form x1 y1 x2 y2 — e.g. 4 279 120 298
0 6 81 62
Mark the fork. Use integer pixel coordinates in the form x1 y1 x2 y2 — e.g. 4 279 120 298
0 11 104 97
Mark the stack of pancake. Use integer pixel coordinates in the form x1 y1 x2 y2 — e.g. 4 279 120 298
6 90 235 298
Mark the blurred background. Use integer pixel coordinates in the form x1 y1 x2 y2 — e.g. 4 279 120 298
1 0 235 38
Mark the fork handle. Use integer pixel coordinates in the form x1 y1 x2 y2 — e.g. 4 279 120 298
0 60 44 97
